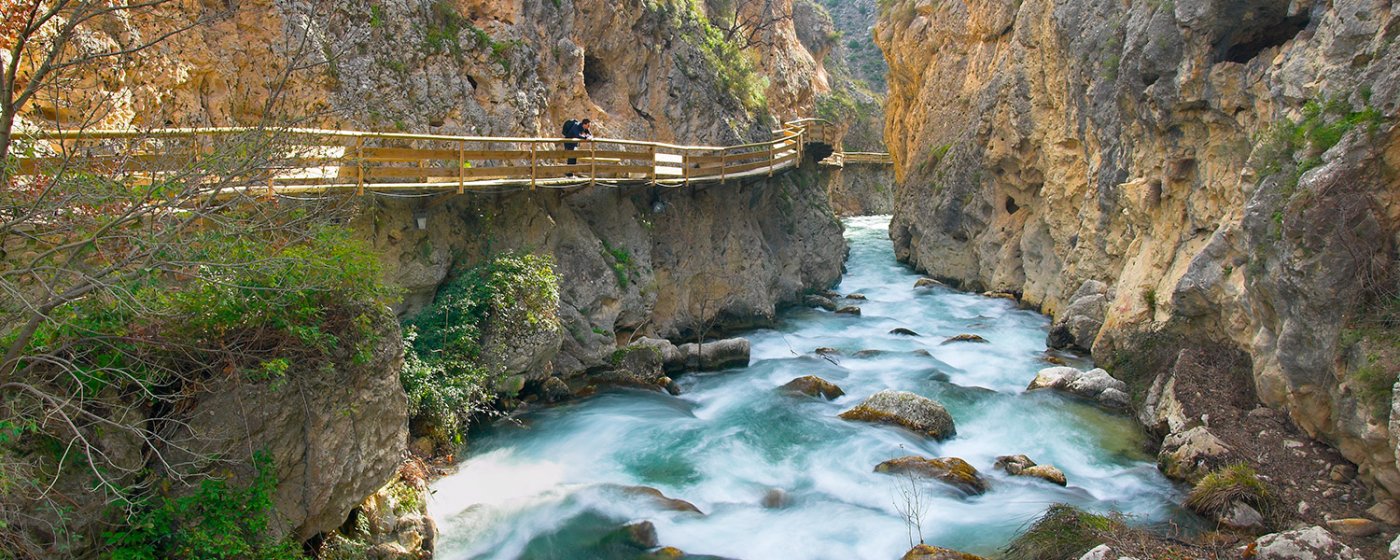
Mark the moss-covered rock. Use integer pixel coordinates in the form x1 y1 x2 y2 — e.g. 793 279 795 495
780 375 845 400
875 456 989 495
839 390 956 440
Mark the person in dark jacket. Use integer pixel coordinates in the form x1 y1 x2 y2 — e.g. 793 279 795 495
563 118 592 168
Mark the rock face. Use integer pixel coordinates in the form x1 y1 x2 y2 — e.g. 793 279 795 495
840 390 957 440
170 308 408 541
876 0 1400 498
875 456 989 495
1026 367 1130 410
1246 526 1363 560
679 338 753 371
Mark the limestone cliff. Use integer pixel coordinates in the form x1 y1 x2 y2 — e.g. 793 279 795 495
877 0 1400 499
10 0 850 550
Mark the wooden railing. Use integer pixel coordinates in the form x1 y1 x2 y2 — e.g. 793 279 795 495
12 118 885 196
819 151 895 168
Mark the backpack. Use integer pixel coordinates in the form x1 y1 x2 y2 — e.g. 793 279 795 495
562 119 580 138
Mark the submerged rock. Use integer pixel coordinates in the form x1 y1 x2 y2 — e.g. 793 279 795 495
1026 367 1130 410
839 390 956 440
603 484 704 515
845 293 868 300
914 278 943 288
875 456 989 495
780 376 845 400
761 488 790 509
890 327 920 336
981 291 1017 301
815 346 840 355
942 334 988 344
901 544 986 559
835 305 862 315
1245 526 1361 559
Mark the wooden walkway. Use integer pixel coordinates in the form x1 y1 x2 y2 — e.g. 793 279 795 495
13 119 891 197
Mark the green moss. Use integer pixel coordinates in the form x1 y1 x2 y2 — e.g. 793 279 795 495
1004 504 1122 560
1255 96 1388 192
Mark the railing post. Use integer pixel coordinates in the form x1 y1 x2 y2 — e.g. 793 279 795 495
590 140 596 188
796 130 802 169
720 150 727 184
355 136 365 196
648 144 656 184
768 141 775 177
457 139 465 195
682 147 690 188
530 142 537 191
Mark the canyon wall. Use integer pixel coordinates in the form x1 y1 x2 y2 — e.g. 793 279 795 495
877 0 1400 497
8 0 848 551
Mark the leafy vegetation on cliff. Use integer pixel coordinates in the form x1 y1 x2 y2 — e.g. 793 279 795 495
105 452 299 560
402 252 560 446
648 0 770 113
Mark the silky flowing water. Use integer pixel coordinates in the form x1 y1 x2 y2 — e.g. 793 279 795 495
429 216 1188 559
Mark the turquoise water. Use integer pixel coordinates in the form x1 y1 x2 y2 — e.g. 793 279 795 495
429 216 1186 559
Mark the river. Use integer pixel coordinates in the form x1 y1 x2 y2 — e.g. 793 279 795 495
428 215 1187 559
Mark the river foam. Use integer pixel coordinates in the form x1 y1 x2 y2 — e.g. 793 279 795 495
430 215 1187 559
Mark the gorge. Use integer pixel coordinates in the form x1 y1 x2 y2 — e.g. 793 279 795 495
1 0 1397 558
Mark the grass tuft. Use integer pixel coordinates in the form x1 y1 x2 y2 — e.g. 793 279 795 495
1003 504 1123 560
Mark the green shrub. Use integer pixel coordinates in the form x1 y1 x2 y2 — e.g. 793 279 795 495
402 252 559 444
14 225 393 392
1255 96 1387 191
1003 504 1123 560
1185 463 1276 524
103 452 300 560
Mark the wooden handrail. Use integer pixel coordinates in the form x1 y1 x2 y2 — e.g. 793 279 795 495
10 118 889 195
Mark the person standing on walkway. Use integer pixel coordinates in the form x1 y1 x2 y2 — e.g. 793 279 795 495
563 118 592 168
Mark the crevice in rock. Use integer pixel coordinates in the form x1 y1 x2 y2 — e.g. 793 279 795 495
583 54 609 99
1215 12 1310 64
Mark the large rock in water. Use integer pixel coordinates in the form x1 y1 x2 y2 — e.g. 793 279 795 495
839 390 956 440
678 338 751 370
1244 526 1362 560
1026 367 1130 409
1046 280 1109 352
875 456 989 495
780 376 845 400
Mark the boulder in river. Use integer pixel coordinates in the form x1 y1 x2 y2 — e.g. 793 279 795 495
634 337 686 372
890 328 920 336
994 454 1068 486
1046 280 1109 352
815 347 840 356
942 334 988 344
804 294 838 311
1026 367 1130 410
678 338 750 370
839 390 956 440
901 544 986 559
780 376 845 400
845 293 868 300
875 456 989 495
835 305 862 315
603 484 704 515
914 278 943 288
